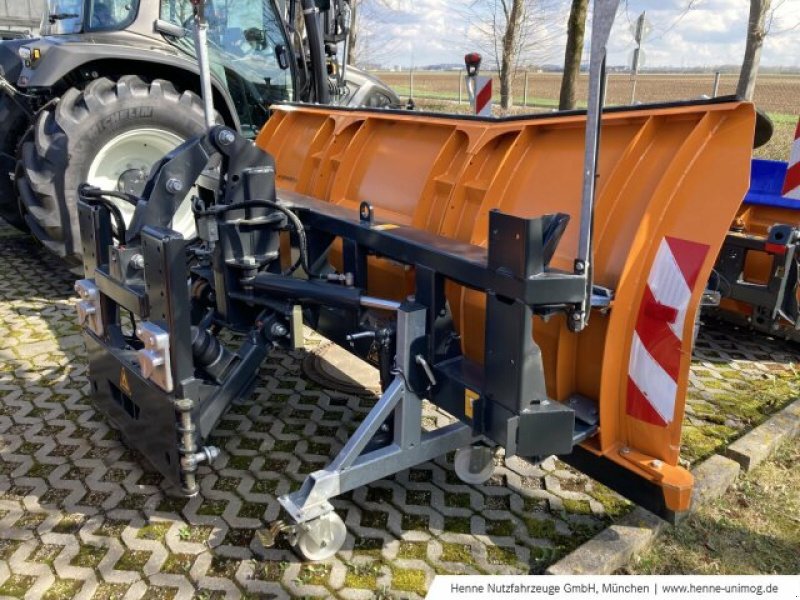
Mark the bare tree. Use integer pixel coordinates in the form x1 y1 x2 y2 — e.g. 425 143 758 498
458 0 565 110
346 0 405 68
558 0 587 110
498 0 525 109
736 0 772 100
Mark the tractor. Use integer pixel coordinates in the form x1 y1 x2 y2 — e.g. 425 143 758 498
0 0 399 264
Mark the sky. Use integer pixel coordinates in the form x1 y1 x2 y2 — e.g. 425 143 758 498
359 0 800 69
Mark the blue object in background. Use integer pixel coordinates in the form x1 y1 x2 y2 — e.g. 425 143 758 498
744 159 797 209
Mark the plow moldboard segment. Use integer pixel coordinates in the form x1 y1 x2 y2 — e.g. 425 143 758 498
257 100 756 513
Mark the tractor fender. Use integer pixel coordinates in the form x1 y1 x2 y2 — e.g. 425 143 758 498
16 35 239 130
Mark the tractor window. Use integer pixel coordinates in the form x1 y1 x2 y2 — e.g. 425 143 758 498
44 0 84 34
160 0 293 136
85 0 139 31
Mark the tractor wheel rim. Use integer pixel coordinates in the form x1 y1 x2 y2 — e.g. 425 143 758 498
86 128 196 238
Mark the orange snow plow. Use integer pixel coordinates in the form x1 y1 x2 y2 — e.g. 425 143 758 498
257 99 756 518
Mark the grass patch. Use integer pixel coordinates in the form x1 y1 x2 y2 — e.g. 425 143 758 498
626 437 800 574
756 115 796 162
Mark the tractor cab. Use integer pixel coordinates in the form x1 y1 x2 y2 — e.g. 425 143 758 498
39 0 295 135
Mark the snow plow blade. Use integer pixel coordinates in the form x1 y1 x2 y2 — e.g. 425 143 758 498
256 99 756 519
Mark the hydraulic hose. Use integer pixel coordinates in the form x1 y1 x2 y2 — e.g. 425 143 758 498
207 200 320 278
301 0 331 104
78 184 132 244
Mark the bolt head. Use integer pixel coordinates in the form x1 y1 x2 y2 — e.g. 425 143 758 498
166 178 185 193
218 129 236 145
651 459 663 469
620 446 631 455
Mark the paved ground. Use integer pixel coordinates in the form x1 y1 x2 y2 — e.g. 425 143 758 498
0 220 797 599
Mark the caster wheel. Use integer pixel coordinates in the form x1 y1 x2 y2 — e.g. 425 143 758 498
291 512 347 561
454 445 494 485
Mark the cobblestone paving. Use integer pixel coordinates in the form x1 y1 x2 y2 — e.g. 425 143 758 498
0 220 797 599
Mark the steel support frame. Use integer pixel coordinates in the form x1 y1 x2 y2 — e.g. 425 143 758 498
278 304 476 528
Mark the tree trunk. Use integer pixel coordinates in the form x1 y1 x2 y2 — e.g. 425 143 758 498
347 0 359 66
558 0 588 110
500 0 524 110
736 0 771 101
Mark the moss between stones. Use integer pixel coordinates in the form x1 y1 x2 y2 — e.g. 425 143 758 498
295 563 332 586
70 544 107 568
486 545 519 566
405 490 431 506
251 479 279 495
0 539 21 560
30 544 62 566
353 536 383 558
155 496 188 514
212 477 240 492
397 541 427 560
42 578 82 600
366 487 393 504
238 437 263 451
226 455 254 470
360 510 389 529
161 553 196 574
271 440 296 452
523 516 557 539
238 502 265 520
587 483 632 519
52 515 85 535
443 516 471 534
391 567 427 595
440 542 475 564
114 549 151 572
0 574 37 597
561 498 593 515
485 519 516 537
197 500 227 517
344 562 380 590
136 522 172 542
91 583 130 600
139 586 178 600
444 492 472 509
257 560 288 582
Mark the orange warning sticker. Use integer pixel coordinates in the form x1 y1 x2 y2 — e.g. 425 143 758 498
464 389 479 419
119 369 131 395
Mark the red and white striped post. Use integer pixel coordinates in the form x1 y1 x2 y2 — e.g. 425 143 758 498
782 117 800 201
465 52 492 117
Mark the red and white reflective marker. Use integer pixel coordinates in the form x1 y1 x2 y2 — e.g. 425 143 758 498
472 76 492 117
464 52 492 117
782 116 800 200
626 236 709 427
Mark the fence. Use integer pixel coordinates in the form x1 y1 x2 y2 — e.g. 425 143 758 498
370 70 799 117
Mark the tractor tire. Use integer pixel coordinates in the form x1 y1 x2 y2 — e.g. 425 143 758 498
17 75 212 265
0 94 32 230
